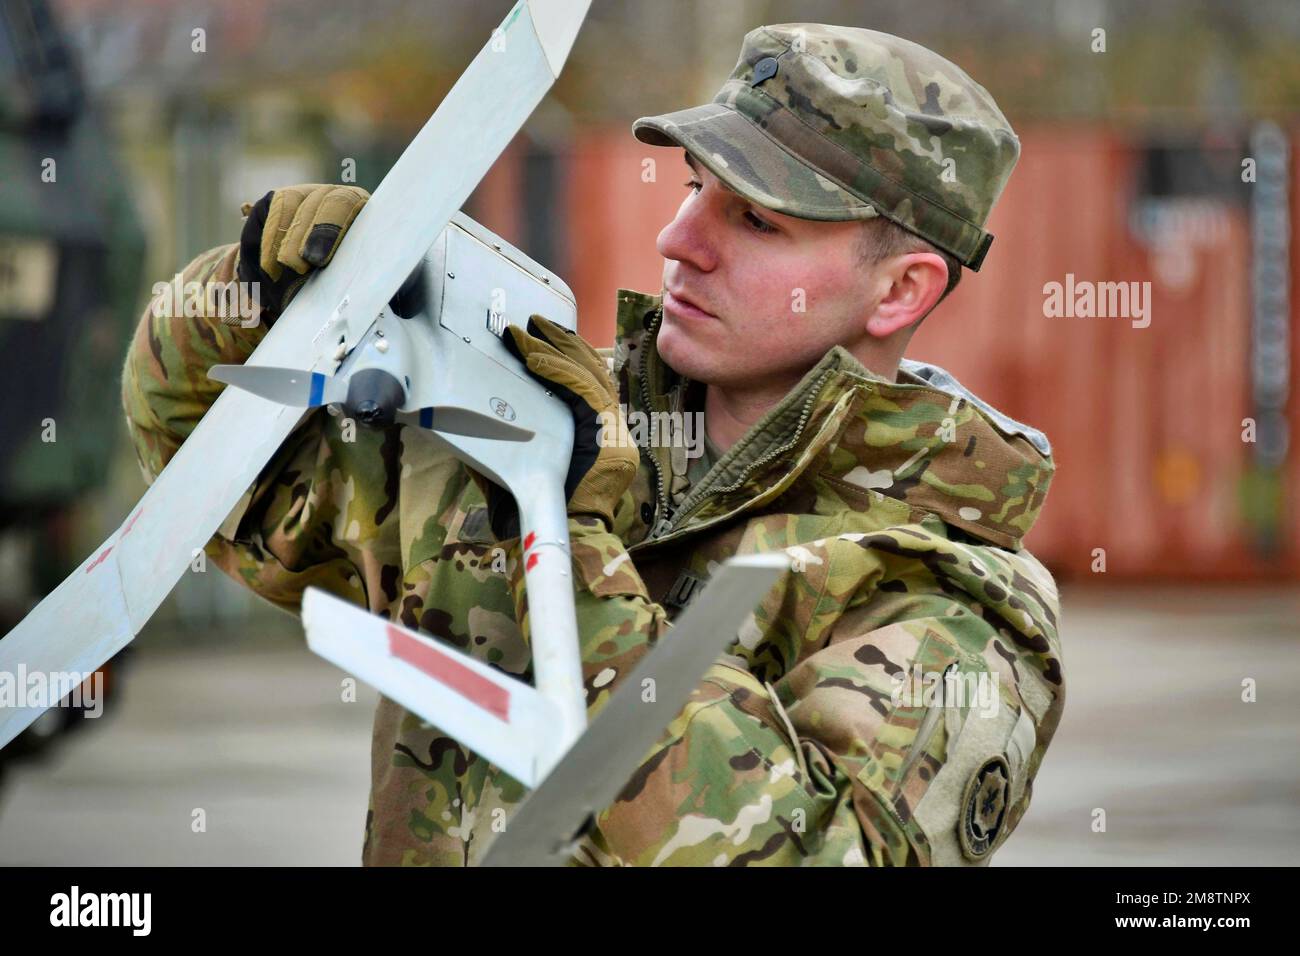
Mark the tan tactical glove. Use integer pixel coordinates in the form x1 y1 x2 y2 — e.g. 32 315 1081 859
470 316 639 539
236 183 369 324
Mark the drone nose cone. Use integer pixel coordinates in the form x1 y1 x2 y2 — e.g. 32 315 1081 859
343 368 406 428
355 400 387 426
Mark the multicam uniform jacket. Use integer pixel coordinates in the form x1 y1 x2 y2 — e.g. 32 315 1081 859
121 241 1065 866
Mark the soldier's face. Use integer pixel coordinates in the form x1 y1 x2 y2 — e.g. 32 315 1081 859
655 150 878 389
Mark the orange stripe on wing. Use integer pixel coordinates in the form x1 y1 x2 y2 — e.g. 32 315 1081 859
386 624 511 722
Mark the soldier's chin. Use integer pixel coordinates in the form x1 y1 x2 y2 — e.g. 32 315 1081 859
655 324 710 381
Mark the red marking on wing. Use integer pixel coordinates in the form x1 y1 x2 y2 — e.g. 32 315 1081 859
121 507 144 537
386 624 510 722
85 547 113 574
525 553 539 571
524 531 536 550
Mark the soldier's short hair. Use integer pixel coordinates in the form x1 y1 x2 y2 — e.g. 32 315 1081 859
856 218 963 311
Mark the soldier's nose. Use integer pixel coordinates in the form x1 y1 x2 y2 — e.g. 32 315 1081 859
657 200 719 274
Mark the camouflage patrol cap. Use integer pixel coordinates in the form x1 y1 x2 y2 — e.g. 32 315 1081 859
633 24 1020 271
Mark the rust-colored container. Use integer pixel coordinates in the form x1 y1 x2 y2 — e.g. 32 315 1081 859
905 127 1293 582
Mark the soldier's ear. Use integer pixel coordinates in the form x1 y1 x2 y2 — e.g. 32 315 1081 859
866 252 947 338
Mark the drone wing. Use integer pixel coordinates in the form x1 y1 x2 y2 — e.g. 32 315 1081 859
0 0 593 749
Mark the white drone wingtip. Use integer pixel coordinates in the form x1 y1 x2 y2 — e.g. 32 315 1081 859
301 587 561 787
526 0 591 76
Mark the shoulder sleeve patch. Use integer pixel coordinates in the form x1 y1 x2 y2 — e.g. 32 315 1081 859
958 755 1010 862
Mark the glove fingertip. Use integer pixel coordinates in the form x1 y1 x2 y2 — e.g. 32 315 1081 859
500 323 529 362
528 315 570 344
301 223 343 268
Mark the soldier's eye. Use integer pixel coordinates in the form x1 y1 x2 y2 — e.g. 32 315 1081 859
683 179 702 193
745 210 777 234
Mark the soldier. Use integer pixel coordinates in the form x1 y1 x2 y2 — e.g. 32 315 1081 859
121 23 1063 866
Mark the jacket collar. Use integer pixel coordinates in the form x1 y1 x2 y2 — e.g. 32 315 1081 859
613 289 1055 551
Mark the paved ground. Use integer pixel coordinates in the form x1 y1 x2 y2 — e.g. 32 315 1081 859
994 585 1300 866
1 585 1297 865
0 617 377 866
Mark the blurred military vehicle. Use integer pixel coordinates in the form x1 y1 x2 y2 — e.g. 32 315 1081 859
0 0 144 773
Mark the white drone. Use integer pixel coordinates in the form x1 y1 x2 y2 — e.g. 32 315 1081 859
0 0 784 865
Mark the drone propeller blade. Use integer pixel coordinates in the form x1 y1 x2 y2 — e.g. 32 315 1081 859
208 365 346 407
422 406 535 441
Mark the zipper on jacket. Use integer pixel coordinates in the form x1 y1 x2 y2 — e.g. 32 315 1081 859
667 365 840 534
637 305 671 537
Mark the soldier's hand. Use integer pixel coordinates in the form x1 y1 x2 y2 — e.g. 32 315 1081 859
236 183 370 325
469 316 640 540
